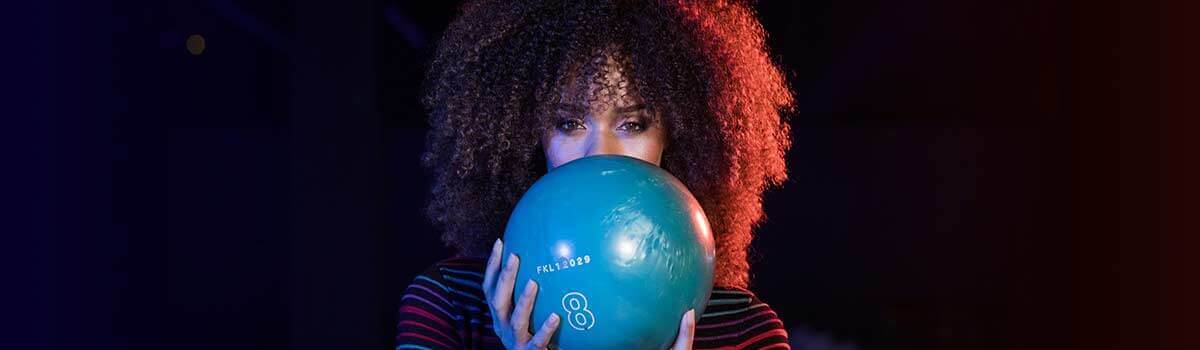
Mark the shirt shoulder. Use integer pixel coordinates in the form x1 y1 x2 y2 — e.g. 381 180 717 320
695 286 790 349
396 257 496 349
409 256 490 311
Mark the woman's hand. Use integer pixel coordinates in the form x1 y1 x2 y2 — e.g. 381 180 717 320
669 309 697 350
484 239 561 350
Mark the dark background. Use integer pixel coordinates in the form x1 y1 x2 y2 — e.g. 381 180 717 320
11 0 1192 349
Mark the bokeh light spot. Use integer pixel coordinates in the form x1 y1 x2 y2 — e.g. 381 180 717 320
186 34 206 55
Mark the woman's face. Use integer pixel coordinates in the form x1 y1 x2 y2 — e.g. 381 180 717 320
541 54 668 170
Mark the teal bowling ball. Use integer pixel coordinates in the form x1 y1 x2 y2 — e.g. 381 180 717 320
502 155 716 350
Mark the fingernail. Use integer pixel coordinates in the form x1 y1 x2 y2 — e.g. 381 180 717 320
549 313 560 324
493 238 501 251
525 279 537 292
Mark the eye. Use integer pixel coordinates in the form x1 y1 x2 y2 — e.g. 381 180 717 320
618 120 646 132
556 119 585 132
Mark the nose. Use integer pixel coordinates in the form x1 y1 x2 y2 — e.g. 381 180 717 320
585 130 623 157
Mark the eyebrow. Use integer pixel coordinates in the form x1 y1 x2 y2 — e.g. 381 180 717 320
557 103 647 114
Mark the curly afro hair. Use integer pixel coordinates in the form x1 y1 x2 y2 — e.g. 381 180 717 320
419 0 794 288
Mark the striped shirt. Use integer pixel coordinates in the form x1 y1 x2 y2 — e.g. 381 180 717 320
396 257 789 349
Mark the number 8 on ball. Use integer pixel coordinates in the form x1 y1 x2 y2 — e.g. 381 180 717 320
561 292 595 331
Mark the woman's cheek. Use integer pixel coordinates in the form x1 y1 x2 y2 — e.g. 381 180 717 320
628 133 666 166
544 135 584 169
636 142 665 166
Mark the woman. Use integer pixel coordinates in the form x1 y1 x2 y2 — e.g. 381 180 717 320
397 0 794 349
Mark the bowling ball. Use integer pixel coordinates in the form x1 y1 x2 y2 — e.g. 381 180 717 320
502 154 716 350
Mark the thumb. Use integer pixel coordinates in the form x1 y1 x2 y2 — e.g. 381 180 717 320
671 309 696 350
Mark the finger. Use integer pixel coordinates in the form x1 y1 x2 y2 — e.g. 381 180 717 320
670 309 696 350
493 253 520 323
511 279 538 337
529 313 561 349
482 239 503 299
